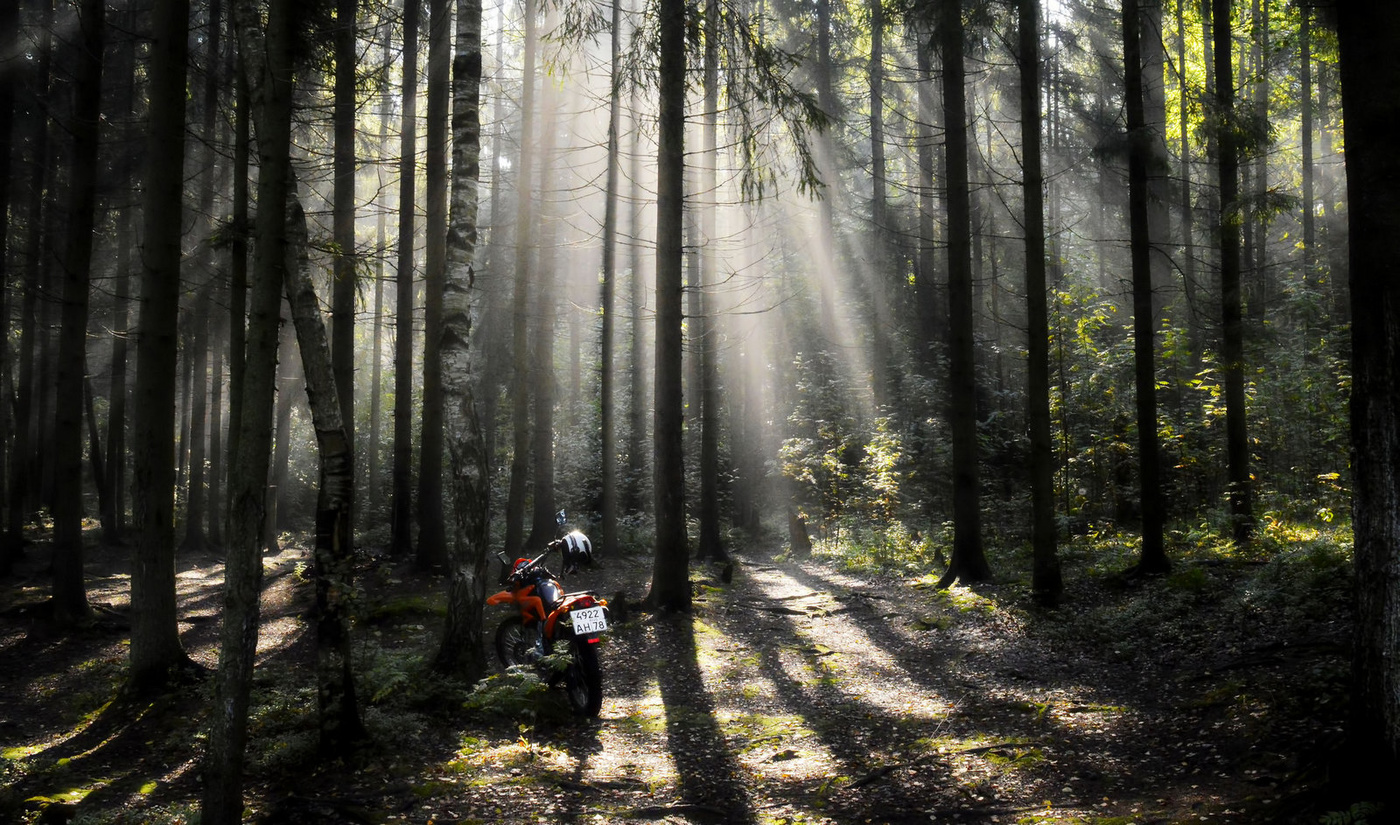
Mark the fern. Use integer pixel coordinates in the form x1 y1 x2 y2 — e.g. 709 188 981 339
463 669 548 721
1320 801 1383 825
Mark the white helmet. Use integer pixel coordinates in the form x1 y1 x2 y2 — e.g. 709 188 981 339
560 530 593 574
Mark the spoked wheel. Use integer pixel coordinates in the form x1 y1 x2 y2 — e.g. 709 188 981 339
563 639 603 717
495 616 533 668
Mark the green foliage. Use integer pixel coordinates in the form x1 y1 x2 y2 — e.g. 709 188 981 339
461 668 561 724
362 593 446 624
1320 802 1384 825
243 678 320 775
356 642 424 704
811 519 944 576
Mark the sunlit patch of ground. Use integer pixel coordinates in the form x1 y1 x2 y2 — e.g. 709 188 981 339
577 678 682 795
2 538 1349 824
734 564 959 721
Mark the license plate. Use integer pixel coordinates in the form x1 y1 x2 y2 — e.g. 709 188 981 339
570 606 608 635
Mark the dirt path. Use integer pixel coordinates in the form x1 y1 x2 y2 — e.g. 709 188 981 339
1 539 1338 824
328 550 1320 824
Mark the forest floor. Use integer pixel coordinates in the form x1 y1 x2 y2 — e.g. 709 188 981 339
0 521 1368 825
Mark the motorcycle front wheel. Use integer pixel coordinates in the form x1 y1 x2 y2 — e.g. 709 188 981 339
563 638 603 717
495 616 533 668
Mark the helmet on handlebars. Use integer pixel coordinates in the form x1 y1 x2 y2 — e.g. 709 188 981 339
559 530 593 575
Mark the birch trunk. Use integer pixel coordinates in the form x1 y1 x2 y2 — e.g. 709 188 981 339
433 0 491 678
284 195 366 753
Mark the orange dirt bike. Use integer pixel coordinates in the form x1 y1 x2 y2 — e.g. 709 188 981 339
486 524 609 716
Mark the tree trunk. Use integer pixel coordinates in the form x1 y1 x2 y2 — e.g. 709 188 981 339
696 0 723 562
180 288 211 553
527 92 558 552
811 0 838 337
368 17 392 515
182 0 224 555
177 319 194 500
418 0 450 570
504 0 539 558
0 0 15 566
284 195 367 754
432 0 491 678
1339 0 1400 779
104 231 130 546
626 85 648 517
914 32 942 376
1248 0 1268 324
331 0 356 456
477 0 509 483
1299 7 1317 341
1019 0 1060 606
51 0 103 624
84 377 111 521
208 309 225 547
1125 0 1168 574
129 0 195 690
391 0 421 556
1141 0 1172 317
598 0 623 557
935 0 990 589
202 0 297 813
5 0 53 556
646 0 690 612
101 2 138 546
225 72 250 530
866 0 890 406
1212 0 1253 543
1175 0 1203 379
268 316 297 550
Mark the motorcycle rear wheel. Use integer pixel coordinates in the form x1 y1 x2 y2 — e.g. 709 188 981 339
563 639 603 717
495 616 533 668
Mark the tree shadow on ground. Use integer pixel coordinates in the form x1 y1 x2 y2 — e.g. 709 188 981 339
651 611 756 824
749 553 1322 821
706 566 1033 821
0 682 208 820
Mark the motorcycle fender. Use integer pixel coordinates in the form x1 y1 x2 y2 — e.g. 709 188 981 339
515 587 547 624
485 590 514 606
544 608 564 640
548 596 609 639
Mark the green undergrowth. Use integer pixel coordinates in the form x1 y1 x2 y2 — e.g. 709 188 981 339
804 509 1350 613
804 510 1352 679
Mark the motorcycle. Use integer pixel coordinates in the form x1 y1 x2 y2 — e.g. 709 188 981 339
485 520 609 717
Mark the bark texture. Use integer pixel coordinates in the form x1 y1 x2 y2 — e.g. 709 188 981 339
1126 0 1168 574
130 0 194 689
433 0 491 679
1019 0 1061 605
51 0 104 625
936 0 990 589
283 196 366 753
647 0 690 612
202 0 296 815
1338 0 1400 776
1212 0 1253 543
419 0 450 570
